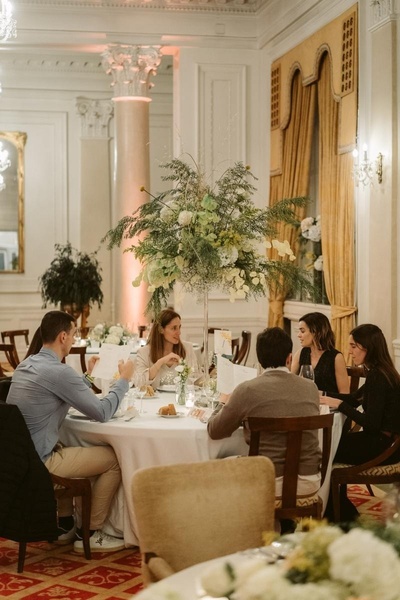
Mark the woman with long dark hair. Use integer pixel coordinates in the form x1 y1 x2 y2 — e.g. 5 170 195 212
321 324 400 519
291 312 349 393
135 308 198 389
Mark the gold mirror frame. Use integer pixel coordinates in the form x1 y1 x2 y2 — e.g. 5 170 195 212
0 131 27 273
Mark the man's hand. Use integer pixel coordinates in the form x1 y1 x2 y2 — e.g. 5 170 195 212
87 356 100 375
118 359 135 382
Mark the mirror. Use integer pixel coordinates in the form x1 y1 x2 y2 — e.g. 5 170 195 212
0 131 27 273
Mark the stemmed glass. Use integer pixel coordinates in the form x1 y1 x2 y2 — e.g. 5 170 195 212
299 365 315 381
203 378 218 409
74 327 82 345
133 372 147 413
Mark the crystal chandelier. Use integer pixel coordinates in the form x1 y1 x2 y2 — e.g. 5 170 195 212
1 0 17 42
0 142 11 192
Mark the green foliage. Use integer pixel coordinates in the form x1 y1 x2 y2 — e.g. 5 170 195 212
39 242 103 310
103 158 314 316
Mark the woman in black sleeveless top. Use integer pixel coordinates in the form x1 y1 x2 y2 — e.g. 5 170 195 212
291 312 349 394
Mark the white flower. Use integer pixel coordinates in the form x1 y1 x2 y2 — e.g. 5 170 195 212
314 255 323 271
329 528 400 600
104 334 121 345
301 216 321 242
272 239 296 260
301 216 314 232
218 246 239 266
109 325 124 337
200 562 236 598
177 210 193 226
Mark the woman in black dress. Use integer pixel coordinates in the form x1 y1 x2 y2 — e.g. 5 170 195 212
291 312 349 394
321 324 400 520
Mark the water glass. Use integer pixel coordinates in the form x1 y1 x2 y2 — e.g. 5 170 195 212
299 365 315 381
185 383 196 408
133 372 147 413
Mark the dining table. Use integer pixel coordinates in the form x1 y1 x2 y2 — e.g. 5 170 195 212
59 392 249 547
59 383 344 549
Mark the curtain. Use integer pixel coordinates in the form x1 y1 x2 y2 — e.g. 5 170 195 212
268 72 316 327
317 54 356 359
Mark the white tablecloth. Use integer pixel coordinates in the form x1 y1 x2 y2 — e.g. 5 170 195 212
59 393 248 547
59 392 344 547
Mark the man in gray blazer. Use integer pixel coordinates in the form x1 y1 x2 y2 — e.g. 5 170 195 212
208 327 321 494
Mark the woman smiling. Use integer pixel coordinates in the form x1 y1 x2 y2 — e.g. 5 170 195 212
135 308 198 389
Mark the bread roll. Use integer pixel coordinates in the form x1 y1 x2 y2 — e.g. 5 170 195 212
158 404 177 416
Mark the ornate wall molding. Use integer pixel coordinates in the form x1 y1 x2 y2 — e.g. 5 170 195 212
102 44 162 99
0 56 104 73
370 0 397 28
76 97 114 138
16 0 266 14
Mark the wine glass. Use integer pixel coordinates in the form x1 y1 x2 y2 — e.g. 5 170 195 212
74 327 82 345
299 365 315 381
134 372 147 413
203 378 218 409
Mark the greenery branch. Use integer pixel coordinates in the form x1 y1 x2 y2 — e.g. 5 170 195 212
103 158 315 317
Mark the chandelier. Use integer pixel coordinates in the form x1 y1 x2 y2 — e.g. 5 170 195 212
0 142 11 192
0 0 17 42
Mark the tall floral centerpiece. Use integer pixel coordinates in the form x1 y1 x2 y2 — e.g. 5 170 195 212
104 159 313 376
299 215 327 304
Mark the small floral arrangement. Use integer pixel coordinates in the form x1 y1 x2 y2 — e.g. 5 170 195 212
300 215 321 243
104 158 314 315
174 358 192 385
199 522 400 600
89 323 127 345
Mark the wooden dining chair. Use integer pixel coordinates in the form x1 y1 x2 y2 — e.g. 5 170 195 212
0 387 92 566
51 474 92 560
246 413 334 521
65 346 88 373
0 342 19 375
1 330 30 365
131 456 276 584
346 365 367 393
331 435 400 523
233 330 252 365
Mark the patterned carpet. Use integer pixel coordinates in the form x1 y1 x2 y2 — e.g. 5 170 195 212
0 484 386 599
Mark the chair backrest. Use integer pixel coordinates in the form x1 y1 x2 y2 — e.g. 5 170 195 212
64 346 87 373
233 330 252 365
131 456 275 581
245 414 334 509
1 330 30 365
0 342 19 373
346 365 366 393
0 403 58 547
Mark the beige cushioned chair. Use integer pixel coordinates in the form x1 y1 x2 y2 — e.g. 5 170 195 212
131 456 275 584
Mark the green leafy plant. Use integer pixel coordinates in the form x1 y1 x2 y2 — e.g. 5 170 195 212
39 242 103 311
104 158 314 316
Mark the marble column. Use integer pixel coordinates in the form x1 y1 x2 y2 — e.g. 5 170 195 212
76 97 114 325
102 44 162 329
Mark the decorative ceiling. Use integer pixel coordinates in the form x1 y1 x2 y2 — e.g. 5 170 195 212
16 0 270 14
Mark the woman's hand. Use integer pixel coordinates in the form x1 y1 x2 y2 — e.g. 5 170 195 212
161 352 181 367
320 394 342 410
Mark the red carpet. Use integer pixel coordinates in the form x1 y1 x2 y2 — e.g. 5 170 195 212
0 485 385 599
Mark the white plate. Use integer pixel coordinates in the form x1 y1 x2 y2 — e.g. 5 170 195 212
158 412 184 418
157 385 176 393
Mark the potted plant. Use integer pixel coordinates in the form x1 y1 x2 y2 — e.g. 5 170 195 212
39 243 103 328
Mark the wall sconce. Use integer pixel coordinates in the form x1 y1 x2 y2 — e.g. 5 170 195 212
352 144 383 187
